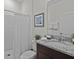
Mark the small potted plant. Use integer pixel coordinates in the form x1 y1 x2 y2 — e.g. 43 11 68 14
35 35 41 40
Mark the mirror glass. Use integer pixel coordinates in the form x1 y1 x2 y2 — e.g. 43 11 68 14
47 0 74 37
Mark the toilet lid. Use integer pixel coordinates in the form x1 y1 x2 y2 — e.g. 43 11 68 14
20 50 36 59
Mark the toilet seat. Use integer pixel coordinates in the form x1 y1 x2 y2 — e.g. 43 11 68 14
20 50 36 59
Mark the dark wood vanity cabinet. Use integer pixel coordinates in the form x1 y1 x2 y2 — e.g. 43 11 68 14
37 43 74 59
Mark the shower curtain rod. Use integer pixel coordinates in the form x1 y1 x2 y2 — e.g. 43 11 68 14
4 9 28 16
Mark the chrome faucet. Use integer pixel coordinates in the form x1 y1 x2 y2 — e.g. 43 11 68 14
58 33 63 42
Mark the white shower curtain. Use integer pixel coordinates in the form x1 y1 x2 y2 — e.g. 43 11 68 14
4 15 32 59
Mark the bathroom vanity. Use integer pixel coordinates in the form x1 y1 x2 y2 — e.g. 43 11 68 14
37 40 74 59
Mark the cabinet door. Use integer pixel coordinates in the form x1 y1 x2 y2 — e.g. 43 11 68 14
37 52 52 59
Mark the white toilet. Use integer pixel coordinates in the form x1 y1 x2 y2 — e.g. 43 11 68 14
20 50 36 59
4 50 14 59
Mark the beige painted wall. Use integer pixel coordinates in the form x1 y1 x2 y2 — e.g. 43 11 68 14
21 0 32 15
4 0 22 13
31 0 48 51
32 0 48 38
4 0 32 16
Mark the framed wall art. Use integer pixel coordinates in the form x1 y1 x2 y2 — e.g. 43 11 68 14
34 13 44 27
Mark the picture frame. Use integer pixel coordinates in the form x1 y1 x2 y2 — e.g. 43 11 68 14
34 13 44 27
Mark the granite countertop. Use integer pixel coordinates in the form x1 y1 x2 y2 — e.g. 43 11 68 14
37 39 74 57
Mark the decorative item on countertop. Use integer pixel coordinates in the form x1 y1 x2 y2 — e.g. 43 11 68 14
41 36 47 40
35 35 41 40
44 34 53 40
71 33 74 44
